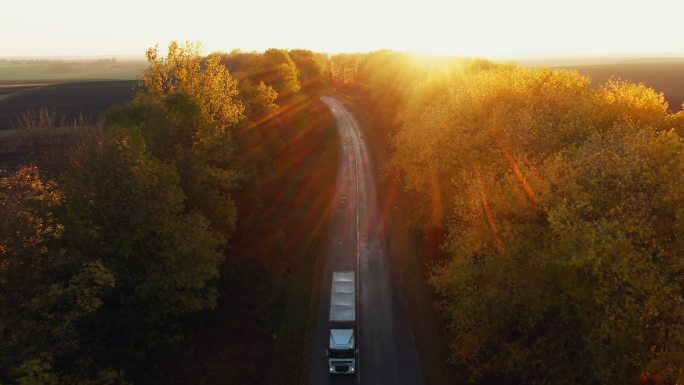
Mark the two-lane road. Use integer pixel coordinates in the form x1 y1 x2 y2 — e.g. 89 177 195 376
310 97 424 385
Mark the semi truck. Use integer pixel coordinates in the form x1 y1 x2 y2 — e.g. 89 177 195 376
327 271 357 374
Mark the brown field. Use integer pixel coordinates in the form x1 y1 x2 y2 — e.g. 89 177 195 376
0 80 135 130
0 83 50 96
0 59 144 82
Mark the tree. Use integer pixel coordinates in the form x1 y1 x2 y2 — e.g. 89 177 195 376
288 49 328 93
540 123 684 384
381 59 684 384
240 81 278 118
131 41 247 237
57 126 224 379
594 79 670 130
673 106 684 136
330 53 361 84
136 41 244 131
0 166 120 384
218 49 258 75
244 48 300 102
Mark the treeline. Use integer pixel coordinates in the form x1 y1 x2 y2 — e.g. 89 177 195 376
336 50 684 385
0 41 333 384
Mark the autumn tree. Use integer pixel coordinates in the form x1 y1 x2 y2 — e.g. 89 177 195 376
329 53 361 84
240 48 300 103
219 49 258 75
594 79 671 130
131 41 246 236
376 58 684 385
136 41 244 130
288 49 328 93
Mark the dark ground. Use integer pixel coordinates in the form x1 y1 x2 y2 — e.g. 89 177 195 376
0 80 135 130
0 84 49 95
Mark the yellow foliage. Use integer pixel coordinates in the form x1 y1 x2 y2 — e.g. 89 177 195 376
595 79 670 129
357 52 684 384
137 41 244 131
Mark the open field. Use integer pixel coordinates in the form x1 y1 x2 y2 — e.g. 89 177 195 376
0 126 83 138
0 60 142 128
0 83 50 96
0 80 135 130
0 60 145 81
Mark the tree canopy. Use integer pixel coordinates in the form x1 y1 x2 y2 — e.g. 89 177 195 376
0 41 334 385
345 51 684 385
136 41 244 130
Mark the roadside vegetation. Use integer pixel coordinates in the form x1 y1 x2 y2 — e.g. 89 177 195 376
2 44 683 385
333 50 684 385
0 41 335 384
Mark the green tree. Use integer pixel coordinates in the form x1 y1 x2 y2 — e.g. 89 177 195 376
0 166 120 384
59 127 223 378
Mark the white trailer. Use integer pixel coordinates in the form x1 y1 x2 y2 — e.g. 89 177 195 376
327 271 357 374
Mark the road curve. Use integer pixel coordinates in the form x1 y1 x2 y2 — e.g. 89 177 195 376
310 96 424 385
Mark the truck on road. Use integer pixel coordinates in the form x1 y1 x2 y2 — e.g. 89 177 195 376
327 271 357 374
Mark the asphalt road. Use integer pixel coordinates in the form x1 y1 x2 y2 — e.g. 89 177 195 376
310 97 424 385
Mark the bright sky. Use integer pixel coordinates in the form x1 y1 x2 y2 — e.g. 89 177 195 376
2 0 683 58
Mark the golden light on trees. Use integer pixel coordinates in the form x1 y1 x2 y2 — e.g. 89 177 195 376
348 50 684 385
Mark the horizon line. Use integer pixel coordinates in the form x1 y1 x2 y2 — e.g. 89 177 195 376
2 51 684 62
